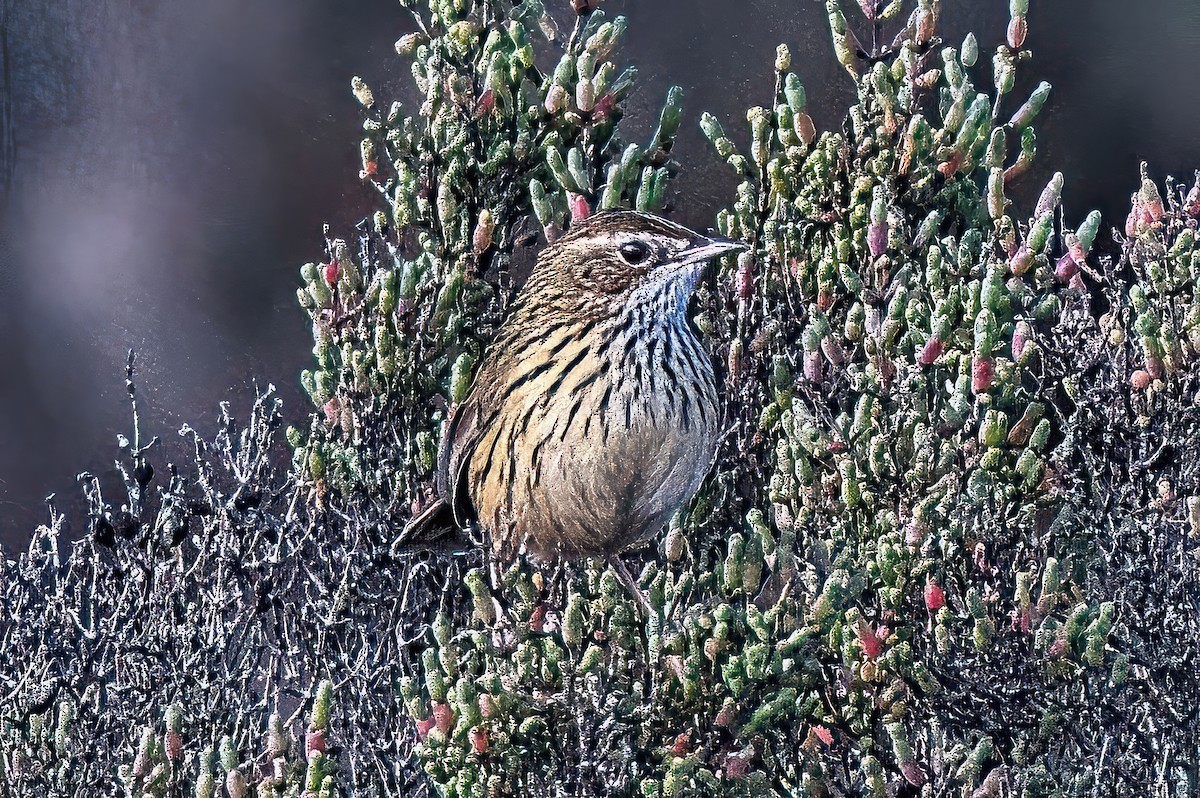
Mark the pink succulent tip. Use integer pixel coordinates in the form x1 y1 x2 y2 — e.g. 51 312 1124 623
919 336 945 366
568 192 592 223
803 351 823 383
475 89 496 118
305 729 326 760
814 725 834 746
592 92 616 120
856 620 884 659
972 356 995 394
1054 253 1080 283
529 602 548 632
432 703 454 735
1007 16 1027 48
901 760 927 787
725 753 750 779
868 221 888 258
924 580 946 611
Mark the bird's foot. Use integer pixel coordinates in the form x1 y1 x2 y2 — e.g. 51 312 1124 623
608 555 654 619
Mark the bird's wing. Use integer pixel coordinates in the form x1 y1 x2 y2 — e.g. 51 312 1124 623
441 394 483 529
395 495 453 544
390 393 482 557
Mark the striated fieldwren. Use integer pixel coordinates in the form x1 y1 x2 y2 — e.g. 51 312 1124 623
400 210 742 565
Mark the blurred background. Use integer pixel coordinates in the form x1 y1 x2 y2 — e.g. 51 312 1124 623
1 0 1198 544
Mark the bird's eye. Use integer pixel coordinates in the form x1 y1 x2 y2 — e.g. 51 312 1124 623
618 240 652 266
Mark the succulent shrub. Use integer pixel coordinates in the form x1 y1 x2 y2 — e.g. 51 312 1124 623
108 683 340 798
689 0 1121 790
400 1 1198 796
1 1 1199 797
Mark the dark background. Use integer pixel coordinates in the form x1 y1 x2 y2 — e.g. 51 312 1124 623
1 0 1198 546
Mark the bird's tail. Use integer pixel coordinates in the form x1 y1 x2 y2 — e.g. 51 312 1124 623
389 498 472 557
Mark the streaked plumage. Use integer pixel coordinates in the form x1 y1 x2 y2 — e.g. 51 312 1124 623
407 211 741 561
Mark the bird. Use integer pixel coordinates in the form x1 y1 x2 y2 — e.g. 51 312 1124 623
396 210 743 578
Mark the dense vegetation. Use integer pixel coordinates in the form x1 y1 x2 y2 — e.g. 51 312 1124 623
1 1 1197 796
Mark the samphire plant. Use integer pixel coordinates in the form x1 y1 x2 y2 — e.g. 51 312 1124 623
376 0 1199 795
1 0 1198 797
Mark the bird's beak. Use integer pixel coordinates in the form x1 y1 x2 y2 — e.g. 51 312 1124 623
678 235 746 265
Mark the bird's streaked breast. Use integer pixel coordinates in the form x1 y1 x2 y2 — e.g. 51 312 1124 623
466 294 718 560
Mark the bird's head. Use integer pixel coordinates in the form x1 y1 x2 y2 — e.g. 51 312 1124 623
529 210 744 319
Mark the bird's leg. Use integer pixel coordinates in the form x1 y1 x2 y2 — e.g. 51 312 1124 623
608 554 664 696
608 554 653 619
547 559 571 610
485 550 513 619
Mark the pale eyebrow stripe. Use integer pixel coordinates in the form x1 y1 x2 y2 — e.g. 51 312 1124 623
585 228 684 251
